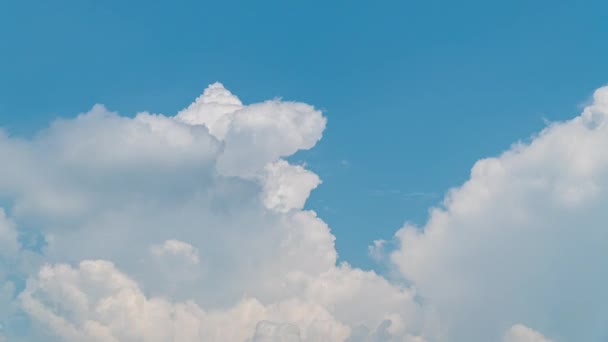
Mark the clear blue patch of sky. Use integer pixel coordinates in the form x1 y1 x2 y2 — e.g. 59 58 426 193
1 0 607 270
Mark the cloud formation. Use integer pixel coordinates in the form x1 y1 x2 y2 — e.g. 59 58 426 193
391 86 608 341
503 325 552 342
0 83 421 341
1 82 608 341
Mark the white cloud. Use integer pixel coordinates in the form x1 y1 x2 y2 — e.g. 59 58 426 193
0 83 418 341
4 81 608 341
177 82 326 178
20 260 351 342
503 324 551 342
215 100 326 177
175 82 243 140
391 86 608 341
262 160 321 213
367 240 386 262
150 239 200 265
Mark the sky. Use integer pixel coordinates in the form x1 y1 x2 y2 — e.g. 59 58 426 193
2 0 607 268
1 1 608 341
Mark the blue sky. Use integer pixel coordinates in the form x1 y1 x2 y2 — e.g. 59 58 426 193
4 1 608 341
1 0 607 271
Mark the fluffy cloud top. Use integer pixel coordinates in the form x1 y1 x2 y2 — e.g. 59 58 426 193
176 82 326 177
1 82 608 341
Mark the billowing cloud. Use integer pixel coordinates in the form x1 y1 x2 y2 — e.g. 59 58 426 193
3 81 608 341
390 86 608 341
176 82 326 177
261 160 321 213
0 83 420 341
20 260 351 342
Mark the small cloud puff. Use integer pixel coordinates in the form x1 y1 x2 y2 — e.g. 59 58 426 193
503 324 552 342
150 239 200 264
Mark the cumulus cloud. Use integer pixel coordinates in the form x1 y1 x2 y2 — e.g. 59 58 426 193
391 86 608 341
261 160 321 213
175 82 244 139
0 83 419 341
215 100 326 178
176 82 326 177
20 260 351 342
3 81 608 341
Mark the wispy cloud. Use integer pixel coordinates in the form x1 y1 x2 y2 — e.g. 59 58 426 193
370 189 438 200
